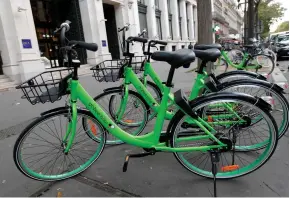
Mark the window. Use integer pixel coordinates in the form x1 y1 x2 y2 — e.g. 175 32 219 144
138 2 148 38
155 0 159 9
169 14 173 39
179 17 182 40
155 7 162 40
224 8 228 15
160 46 165 51
182 45 185 49
168 0 173 39
156 16 162 39
167 0 171 11
172 45 176 51
178 1 182 39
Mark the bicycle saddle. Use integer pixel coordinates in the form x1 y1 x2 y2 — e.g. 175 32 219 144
194 44 222 51
193 49 221 62
151 49 196 69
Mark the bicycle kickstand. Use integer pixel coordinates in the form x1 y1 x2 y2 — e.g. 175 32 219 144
210 151 220 197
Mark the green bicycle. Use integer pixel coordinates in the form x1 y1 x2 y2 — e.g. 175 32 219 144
14 22 278 197
213 45 275 76
92 39 288 145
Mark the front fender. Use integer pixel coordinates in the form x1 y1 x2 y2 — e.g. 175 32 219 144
103 86 123 93
40 106 69 117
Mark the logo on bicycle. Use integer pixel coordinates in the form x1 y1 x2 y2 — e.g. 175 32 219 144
88 102 110 126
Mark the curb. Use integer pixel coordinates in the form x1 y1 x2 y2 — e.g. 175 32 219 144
0 86 16 92
270 67 289 92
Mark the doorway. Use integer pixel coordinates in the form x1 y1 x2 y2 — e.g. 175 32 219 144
30 0 87 67
103 3 120 59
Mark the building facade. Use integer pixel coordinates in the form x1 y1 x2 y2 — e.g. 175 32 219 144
212 0 243 40
0 0 198 83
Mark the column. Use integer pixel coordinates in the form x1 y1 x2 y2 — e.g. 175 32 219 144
145 0 158 39
79 0 111 64
187 3 194 41
115 3 129 58
179 0 188 40
127 0 142 55
159 1 170 41
0 0 45 83
170 0 180 40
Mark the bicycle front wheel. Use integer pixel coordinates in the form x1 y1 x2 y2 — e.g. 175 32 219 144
14 109 106 181
246 54 275 75
169 93 278 179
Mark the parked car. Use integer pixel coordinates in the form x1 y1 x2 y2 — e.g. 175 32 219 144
276 34 289 58
269 33 289 53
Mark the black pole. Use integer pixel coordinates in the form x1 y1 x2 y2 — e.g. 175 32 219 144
243 2 247 44
248 0 254 43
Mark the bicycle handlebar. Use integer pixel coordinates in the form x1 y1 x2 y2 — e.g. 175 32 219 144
127 36 148 43
69 41 98 52
149 40 167 46
138 29 147 37
118 24 130 33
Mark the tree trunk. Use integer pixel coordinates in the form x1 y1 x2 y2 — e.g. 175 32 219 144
197 0 213 74
248 0 255 43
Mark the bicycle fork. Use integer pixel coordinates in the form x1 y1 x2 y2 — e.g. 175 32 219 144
63 101 78 154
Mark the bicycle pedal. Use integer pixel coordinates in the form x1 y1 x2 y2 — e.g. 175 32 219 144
123 151 155 172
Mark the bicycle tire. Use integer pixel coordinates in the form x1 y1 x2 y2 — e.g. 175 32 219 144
13 109 106 181
215 70 268 83
246 54 275 75
93 88 149 145
168 92 278 179
218 79 289 140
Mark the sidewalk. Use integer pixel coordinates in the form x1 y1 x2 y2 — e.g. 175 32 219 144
0 62 288 197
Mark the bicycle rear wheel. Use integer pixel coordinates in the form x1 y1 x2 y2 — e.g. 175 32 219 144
219 80 289 140
93 88 148 145
169 93 278 179
14 109 106 181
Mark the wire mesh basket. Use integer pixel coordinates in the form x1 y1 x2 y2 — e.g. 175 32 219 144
91 56 146 82
15 69 72 105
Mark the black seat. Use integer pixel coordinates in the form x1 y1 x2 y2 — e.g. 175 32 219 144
193 49 221 62
151 49 195 68
194 44 222 51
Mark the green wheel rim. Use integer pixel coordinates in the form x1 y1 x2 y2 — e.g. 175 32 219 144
173 100 277 178
16 114 106 181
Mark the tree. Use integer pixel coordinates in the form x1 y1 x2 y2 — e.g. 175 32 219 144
275 21 289 33
197 0 213 74
258 0 285 38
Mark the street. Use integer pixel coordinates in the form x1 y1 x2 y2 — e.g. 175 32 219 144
0 60 288 197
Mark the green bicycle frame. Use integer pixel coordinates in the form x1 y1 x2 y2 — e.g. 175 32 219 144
63 78 227 153
218 50 260 70
140 61 244 123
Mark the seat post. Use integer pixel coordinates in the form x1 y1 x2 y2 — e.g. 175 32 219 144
166 67 175 87
196 60 208 74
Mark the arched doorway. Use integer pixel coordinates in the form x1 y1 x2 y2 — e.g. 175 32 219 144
30 0 87 67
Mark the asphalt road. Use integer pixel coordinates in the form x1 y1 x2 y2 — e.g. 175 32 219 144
0 61 288 197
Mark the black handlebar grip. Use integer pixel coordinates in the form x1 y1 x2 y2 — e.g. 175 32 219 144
69 41 98 52
128 36 148 43
153 40 167 46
